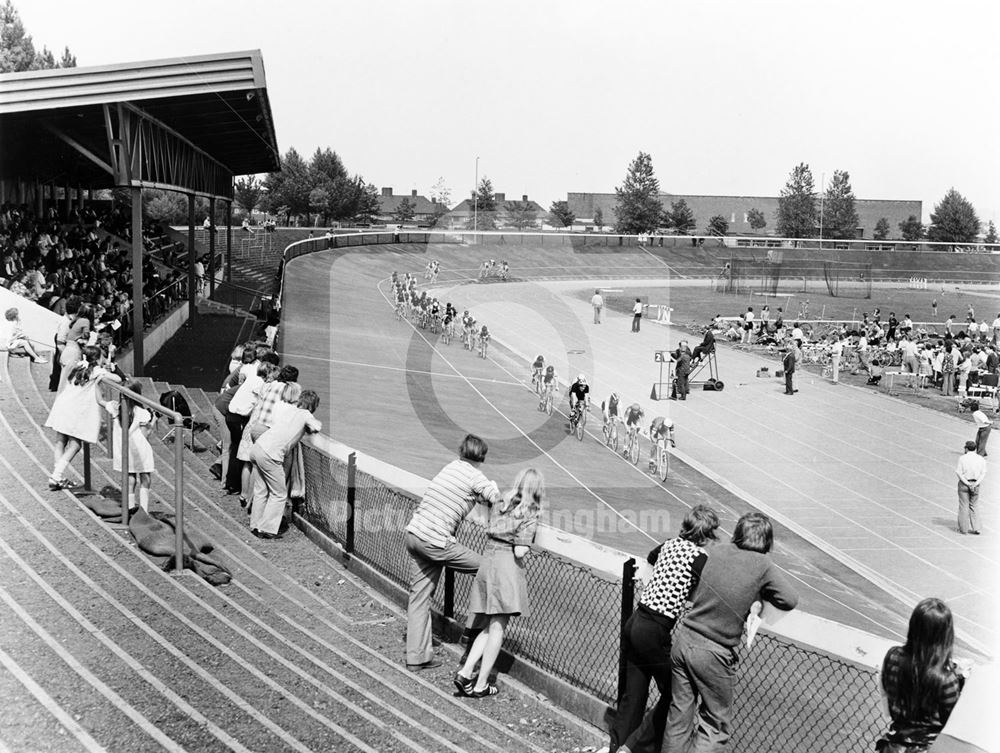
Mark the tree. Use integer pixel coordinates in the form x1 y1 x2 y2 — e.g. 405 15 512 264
352 180 381 225
261 147 311 224
505 201 537 230
669 199 696 235
898 215 924 241
549 200 575 227
985 220 998 244
393 197 416 224
613 151 663 234
747 208 767 234
593 207 604 229
469 177 497 230
873 217 890 241
143 191 186 224
429 177 451 208
822 170 859 240
0 1 76 72
926 188 980 243
308 187 331 226
234 176 264 221
706 215 729 237
776 162 817 238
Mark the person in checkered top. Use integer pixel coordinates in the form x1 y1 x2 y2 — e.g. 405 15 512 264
603 505 720 753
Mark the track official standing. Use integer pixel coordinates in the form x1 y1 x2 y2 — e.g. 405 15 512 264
956 440 985 534
404 434 501 670
592 289 604 324
783 347 796 395
632 299 643 333
971 402 992 457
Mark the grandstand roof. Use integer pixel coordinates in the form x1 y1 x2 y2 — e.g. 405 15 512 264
0 51 280 196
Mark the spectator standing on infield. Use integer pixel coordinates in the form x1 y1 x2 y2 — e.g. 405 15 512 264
653 513 798 752
955 440 985 535
592 289 604 324
829 333 843 384
970 401 992 457
405 434 501 671
783 346 796 395
632 298 643 333
672 343 691 401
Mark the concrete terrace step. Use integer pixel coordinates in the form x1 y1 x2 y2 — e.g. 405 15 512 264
2 356 598 752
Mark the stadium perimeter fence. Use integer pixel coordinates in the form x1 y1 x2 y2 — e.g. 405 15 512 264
276 230 978 752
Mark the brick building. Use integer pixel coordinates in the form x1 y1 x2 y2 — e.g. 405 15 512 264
377 188 440 226
566 192 922 239
445 192 547 230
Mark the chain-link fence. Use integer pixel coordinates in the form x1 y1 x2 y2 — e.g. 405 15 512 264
298 439 889 752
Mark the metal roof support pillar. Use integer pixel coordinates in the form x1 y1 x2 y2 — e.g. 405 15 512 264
226 201 233 283
188 193 197 323
63 181 71 221
208 197 217 296
131 186 145 376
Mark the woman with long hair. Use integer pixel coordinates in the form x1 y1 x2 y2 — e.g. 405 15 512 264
45 344 121 490
455 468 544 699
876 598 966 752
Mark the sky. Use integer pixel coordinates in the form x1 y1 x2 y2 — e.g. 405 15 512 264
16 0 1000 224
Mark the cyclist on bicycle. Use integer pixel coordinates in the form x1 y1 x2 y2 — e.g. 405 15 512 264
602 391 621 427
648 416 676 470
479 324 491 352
539 365 558 409
531 355 545 387
568 374 591 426
622 402 644 452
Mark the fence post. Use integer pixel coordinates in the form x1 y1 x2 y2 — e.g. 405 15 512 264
617 557 637 702
173 414 185 574
82 442 92 491
345 452 356 554
443 568 455 620
120 399 131 526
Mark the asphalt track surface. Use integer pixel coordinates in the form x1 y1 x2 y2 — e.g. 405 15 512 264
280 244 998 656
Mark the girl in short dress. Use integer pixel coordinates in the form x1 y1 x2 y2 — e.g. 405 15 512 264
455 468 543 698
105 381 156 511
45 345 121 490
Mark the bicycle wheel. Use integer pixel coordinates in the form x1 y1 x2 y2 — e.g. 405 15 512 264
611 424 620 452
658 447 669 481
576 410 586 441
628 435 640 465
545 394 554 415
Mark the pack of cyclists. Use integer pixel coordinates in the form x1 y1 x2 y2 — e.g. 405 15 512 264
392 266 678 478
478 258 510 281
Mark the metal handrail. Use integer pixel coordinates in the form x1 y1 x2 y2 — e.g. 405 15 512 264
92 378 187 574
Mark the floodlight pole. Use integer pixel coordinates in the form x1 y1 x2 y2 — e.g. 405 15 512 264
818 171 824 252
474 156 479 240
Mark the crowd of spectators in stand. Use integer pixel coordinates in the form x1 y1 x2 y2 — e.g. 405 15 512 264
209 332 320 540
0 202 190 351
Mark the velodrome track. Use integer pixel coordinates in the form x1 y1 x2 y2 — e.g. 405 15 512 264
280 244 998 656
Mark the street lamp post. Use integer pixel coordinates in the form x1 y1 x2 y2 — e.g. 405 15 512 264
474 156 479 240
818 171 825 252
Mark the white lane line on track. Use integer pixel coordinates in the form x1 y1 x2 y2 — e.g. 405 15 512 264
0 578 188 753
0 644 106 753
0 537 254 753
637 243 688 278
281 352 524 387
3 359 552 753
375 276 656 542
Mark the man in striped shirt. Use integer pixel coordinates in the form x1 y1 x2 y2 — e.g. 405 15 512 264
405 434 501 670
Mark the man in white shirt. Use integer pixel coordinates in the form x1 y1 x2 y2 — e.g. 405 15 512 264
956 440 986 534
971 401 992 457
741 307 754 343
591 289 604 324
829 334 843 384
632 298 643 333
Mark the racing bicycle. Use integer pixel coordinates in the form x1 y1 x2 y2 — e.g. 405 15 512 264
603 415 619 451
623 425 641 465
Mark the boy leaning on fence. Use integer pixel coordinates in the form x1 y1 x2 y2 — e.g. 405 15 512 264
404 434 501 671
